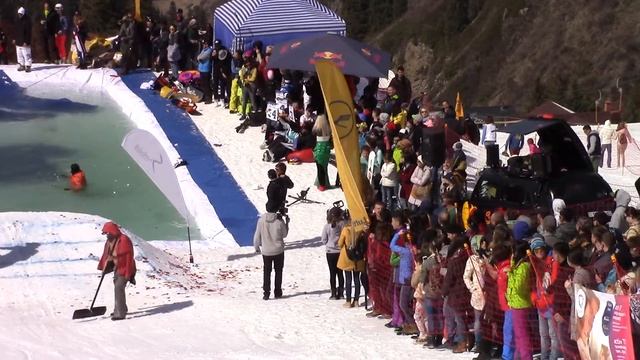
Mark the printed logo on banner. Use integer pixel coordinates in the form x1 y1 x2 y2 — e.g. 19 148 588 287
576 288 587 318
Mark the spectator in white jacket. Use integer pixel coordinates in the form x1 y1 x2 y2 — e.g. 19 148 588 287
463 234 487 351
408 156 432 211
321 207 346 300
481 116 497 145
380 152 399 210
254 212 289 300
366 138 384 187
599 120 617 168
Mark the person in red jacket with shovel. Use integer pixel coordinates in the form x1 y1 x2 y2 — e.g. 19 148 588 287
97 222 136 321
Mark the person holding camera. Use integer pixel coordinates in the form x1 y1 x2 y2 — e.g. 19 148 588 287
254 176 289 301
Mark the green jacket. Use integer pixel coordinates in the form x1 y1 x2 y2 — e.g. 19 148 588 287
392 147 404 170
506 259 533 309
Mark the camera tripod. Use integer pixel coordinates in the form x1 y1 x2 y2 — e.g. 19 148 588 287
287 188 325 206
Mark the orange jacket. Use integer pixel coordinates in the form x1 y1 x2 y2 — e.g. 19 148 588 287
70 171 87 191
97 222 136 280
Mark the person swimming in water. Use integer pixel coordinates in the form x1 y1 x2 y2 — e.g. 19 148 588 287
64 163 87 191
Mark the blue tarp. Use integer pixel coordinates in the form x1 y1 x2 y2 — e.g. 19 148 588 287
213 0 346 51
121 72 258 246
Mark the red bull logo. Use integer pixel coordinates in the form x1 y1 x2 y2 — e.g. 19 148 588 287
313 51 343 60
309 51 346 68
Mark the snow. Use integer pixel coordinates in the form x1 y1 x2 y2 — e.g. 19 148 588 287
1 64 638 359
0 65 473 360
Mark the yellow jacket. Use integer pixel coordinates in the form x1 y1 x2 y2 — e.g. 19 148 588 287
337 225 366 272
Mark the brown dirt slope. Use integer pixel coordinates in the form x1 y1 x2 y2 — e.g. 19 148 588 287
325 0 640 119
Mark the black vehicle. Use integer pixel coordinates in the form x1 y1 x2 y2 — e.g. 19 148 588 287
469 117 615 217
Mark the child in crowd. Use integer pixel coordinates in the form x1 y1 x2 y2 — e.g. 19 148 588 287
529 235 558 360
422 238 445 348
389 212 418 335
506 241 534 360
463 234 486 352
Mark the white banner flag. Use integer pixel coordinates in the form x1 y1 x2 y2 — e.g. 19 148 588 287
121 129 189 221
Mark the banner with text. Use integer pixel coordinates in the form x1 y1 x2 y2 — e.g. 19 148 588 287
574 285 634 360
315 60 368 232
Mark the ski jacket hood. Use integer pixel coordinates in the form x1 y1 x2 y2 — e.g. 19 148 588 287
102 222 122 237
615 189 631 207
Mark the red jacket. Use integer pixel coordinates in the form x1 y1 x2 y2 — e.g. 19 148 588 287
530 255 553 311
97 222 136 280
442 250 471 314
398 163 416 200
548 259 574 319
496 259 511 311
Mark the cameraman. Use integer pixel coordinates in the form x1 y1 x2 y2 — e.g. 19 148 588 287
254 182 289 300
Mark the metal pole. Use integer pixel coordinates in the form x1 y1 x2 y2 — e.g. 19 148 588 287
595 90 602 126
187 225 194 263
617 78 623 113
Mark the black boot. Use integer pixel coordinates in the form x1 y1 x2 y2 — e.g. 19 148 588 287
25 66 31 73
433 335 443 348
329 288 337 300
335 287 343 300
263 292 270 300
274 290 282 299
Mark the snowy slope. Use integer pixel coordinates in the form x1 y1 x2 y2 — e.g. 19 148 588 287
2 65 638 360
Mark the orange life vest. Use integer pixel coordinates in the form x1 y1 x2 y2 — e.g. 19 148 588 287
70 171 87 191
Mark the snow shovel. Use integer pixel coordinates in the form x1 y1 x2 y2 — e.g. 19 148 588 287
72 272 107 319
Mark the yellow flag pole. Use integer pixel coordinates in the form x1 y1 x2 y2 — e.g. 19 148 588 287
134 0 142 21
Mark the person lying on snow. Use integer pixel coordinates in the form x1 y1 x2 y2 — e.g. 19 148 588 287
97 222 136 321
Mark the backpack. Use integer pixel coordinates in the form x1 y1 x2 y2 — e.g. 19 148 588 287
427 255 444 296
347 232 367 262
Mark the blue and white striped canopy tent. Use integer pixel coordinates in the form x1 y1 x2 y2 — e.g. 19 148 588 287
214 0 346 52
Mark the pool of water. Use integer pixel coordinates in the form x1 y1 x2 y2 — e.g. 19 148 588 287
0 82 200 240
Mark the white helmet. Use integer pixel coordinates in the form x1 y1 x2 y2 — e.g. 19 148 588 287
55 3 63 10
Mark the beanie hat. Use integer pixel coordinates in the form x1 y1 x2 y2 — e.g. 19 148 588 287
379 113 390 124
18 7 25 15
512 221 530 242
529 233 546 250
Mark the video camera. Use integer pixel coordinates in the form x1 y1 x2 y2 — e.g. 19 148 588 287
326 200 349 220
277 205 290 224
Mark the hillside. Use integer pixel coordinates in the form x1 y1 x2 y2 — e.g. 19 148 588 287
323 0 640 119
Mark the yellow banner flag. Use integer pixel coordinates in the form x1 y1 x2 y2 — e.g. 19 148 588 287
455 91 464 119
134 0 142 21
314 61 369 232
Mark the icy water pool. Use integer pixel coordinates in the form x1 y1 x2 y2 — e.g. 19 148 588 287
0 83 200 240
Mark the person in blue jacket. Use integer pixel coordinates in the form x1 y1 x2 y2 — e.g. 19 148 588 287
390 211 418 334
505 133 524 156
197 38 213 104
